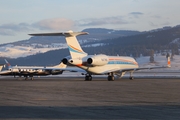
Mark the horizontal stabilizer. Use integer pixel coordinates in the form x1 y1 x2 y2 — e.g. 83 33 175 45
29 30 88 37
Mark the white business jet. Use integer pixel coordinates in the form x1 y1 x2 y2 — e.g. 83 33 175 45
29 31 171 81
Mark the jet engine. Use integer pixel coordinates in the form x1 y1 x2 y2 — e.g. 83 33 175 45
9 68 19 72
87 54 109 66
61 56 72 65
62 58 68 64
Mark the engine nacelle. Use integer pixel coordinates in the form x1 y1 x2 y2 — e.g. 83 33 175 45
68 58 82 66
87 54 109 66
61 56 71 65
10 68 19 72
62 58 68 64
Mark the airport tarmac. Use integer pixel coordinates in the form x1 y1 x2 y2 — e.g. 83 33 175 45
0 77 180 119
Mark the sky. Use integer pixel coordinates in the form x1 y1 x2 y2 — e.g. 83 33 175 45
0 0 180 44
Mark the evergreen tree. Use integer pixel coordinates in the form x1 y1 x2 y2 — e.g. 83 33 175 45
149 49 154 63
171 49 174 60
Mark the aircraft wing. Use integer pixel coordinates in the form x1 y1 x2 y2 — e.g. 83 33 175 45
102 56 171 74
43 67 86 74
123 65 169 71
101 65 170 75
43 65 170 75
132 65 170 71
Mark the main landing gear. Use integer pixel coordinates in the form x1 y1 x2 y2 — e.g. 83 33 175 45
24 75 34 80
108 72 115 81
107 72 134 81
84 72 134 81
129 72 134 80
85 74 92 81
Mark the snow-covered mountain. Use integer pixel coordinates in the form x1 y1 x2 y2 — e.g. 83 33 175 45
0 43 67 58
170 38 180 45
0 28 140 58
0 40 108 58
0 26 180 62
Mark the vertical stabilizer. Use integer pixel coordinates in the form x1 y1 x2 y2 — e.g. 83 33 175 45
29 30 88 59
4 59 12 69
64 31 88 58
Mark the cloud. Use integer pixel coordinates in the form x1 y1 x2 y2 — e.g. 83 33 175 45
0 15 141 36
0 23 31 36
77 16 129 27
130 12 143 15
151 15 161 19
129 12 144 18
161 22 170 26
0 28 15 36
0 18 75 36
149 22 158 27
32 18 75 31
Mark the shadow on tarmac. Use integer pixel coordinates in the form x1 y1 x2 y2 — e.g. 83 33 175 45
0 105 180 119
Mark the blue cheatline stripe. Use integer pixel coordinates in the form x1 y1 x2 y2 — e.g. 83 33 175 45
68 46 86 54
108 61 136 65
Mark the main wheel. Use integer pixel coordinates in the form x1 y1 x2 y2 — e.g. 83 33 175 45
89 76 92 81
85 75 92 81
85 76 89 81
108 76 114 81
111 76 115 81
129 77 134 80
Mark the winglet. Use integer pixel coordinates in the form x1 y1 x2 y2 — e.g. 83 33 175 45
167 57 171 68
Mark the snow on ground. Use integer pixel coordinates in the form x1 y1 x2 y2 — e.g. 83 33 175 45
0 41 106 58
0 43 180 71
136 55 180 71
83 43 106 47
0 45 62 58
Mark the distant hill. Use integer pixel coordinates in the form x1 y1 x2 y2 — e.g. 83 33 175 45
100 25 180 56
0 28 140 47
0 26 180 66
0 28 141 58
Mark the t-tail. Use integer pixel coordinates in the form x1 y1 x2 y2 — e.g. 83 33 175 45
4 59 12 69
29 30 88 59
64 30 88 59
